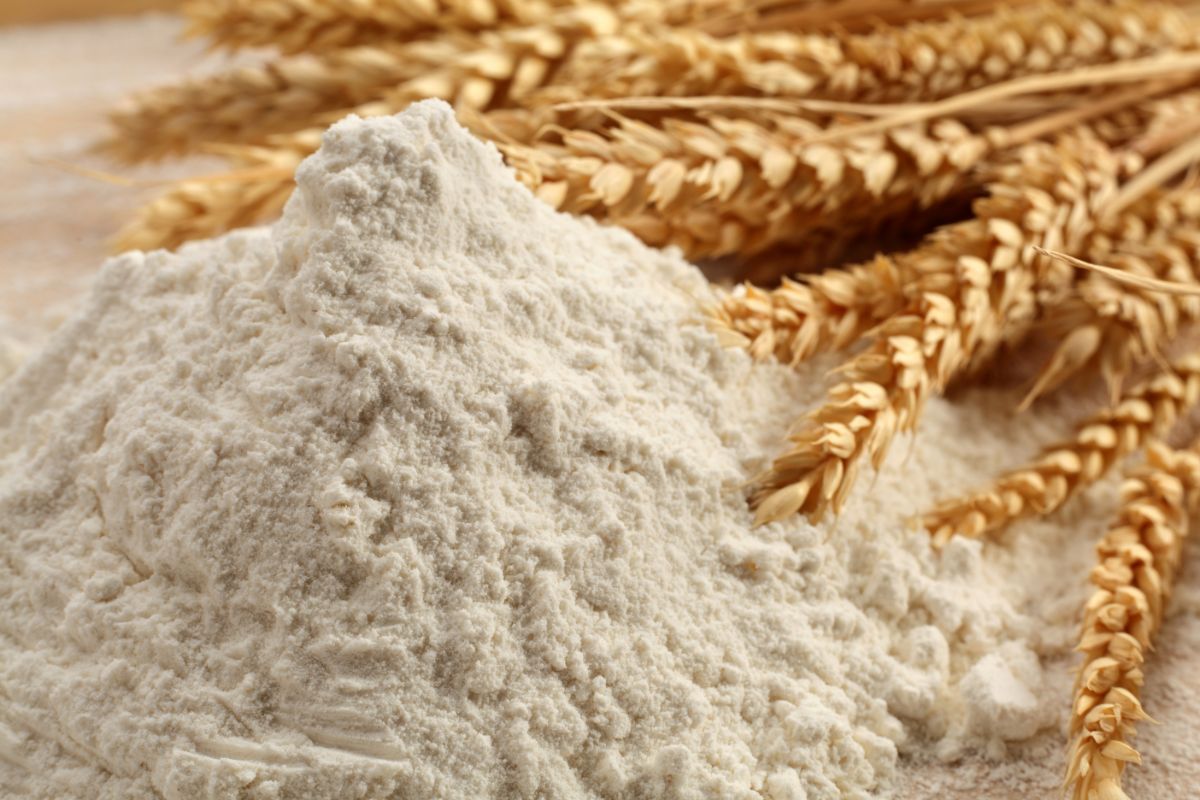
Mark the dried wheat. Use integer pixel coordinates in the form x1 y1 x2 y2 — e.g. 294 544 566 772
114 137 313 252
922 354 1200 544
1066 440 1200 800
708 255 916 363
501 112 990 260
1024 206 1200 406
182 0 575 53
752 132 1124 525
110 6 617 161
537 0 1193 107
182 0 748 53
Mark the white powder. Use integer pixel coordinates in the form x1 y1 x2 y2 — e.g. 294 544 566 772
0 101 1117 799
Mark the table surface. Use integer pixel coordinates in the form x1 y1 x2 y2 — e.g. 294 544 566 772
1 12 1197 800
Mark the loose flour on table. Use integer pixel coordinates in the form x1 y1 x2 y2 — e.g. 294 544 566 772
0 101 1095 800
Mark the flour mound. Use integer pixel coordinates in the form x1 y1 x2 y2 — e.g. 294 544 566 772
0 102 898 799
0 102 1073 800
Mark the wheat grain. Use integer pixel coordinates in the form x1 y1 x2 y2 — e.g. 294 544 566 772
1022 194 1200 410
114 137 313 252
501 111 990 260
537 0 1194 107
708 255 916 363
751 132 1124 525
922 354 1200 544
1066 440 1200 800
182 0 573 53
109 6 617 161
182 0 751 53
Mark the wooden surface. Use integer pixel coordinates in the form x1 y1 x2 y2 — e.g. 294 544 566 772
0 0 179 26
0 12 225 348
2 12 1198 800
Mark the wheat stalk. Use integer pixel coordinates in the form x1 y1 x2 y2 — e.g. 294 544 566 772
708 254 920 362
109 6 618 161
537 0 1194 107
182 0 754 53
182 0 579 53
113 137 312 252
1016 128 1200 403
752 131 1124 525
500 111 990 260
922 354 1200 544
1066 440 1200 800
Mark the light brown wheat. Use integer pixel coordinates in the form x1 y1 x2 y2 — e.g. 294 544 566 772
182 0 750 53
110 6 618 161
114 137 313 252
922 354 1200 544
501 111 990 260
1066 440 1200 800
752 131 1125 525
537 0 1194 107
708 255 918 363
182 0 577 53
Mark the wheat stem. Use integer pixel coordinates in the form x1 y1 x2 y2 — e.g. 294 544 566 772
922 355 1200 544
752 132 1124 524
1066 440 1200 800
500 111 991 260
109 6 619 161
539 1 1194 107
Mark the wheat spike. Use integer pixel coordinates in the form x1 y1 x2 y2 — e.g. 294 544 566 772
182 0 747 53
751 132 1125 525
109 6 618 161
538 0 1194 107
114 138 312 252
922 354 1200 544
1066 440 1200 800
1025 215 1200 406
501 112 990 260
708 255 916 363
182 0 575 53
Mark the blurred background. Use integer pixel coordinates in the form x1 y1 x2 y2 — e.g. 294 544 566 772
0 0 210 367
1 1 177 25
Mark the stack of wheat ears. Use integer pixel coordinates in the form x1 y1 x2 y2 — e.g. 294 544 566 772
107 0 1200 796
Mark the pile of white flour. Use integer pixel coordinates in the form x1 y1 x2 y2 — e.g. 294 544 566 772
0 101 1099 799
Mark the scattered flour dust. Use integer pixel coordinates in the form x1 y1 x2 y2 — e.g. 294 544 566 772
0 100 1095 800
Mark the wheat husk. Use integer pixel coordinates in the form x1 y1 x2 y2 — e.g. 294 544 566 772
113 138 312 252
500 111 990 260
109 6 618 161
1066 440 1200 800
922 354 1200 544
182 0 578 53
182 0 752 53
1025 223 1200 407
536 0 1194 107
708 255 917 363
751 131 1125 525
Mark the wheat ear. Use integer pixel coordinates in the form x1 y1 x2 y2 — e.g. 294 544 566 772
539 0 1194 107
182 0 766 53
1019 161 1200 403
181 0 576 53
752 132 1123 525
502 112 990 260
113 138 312 252
922 355 1200 544
708 255 917 363
1066 440 1200 800
110 6 617 162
